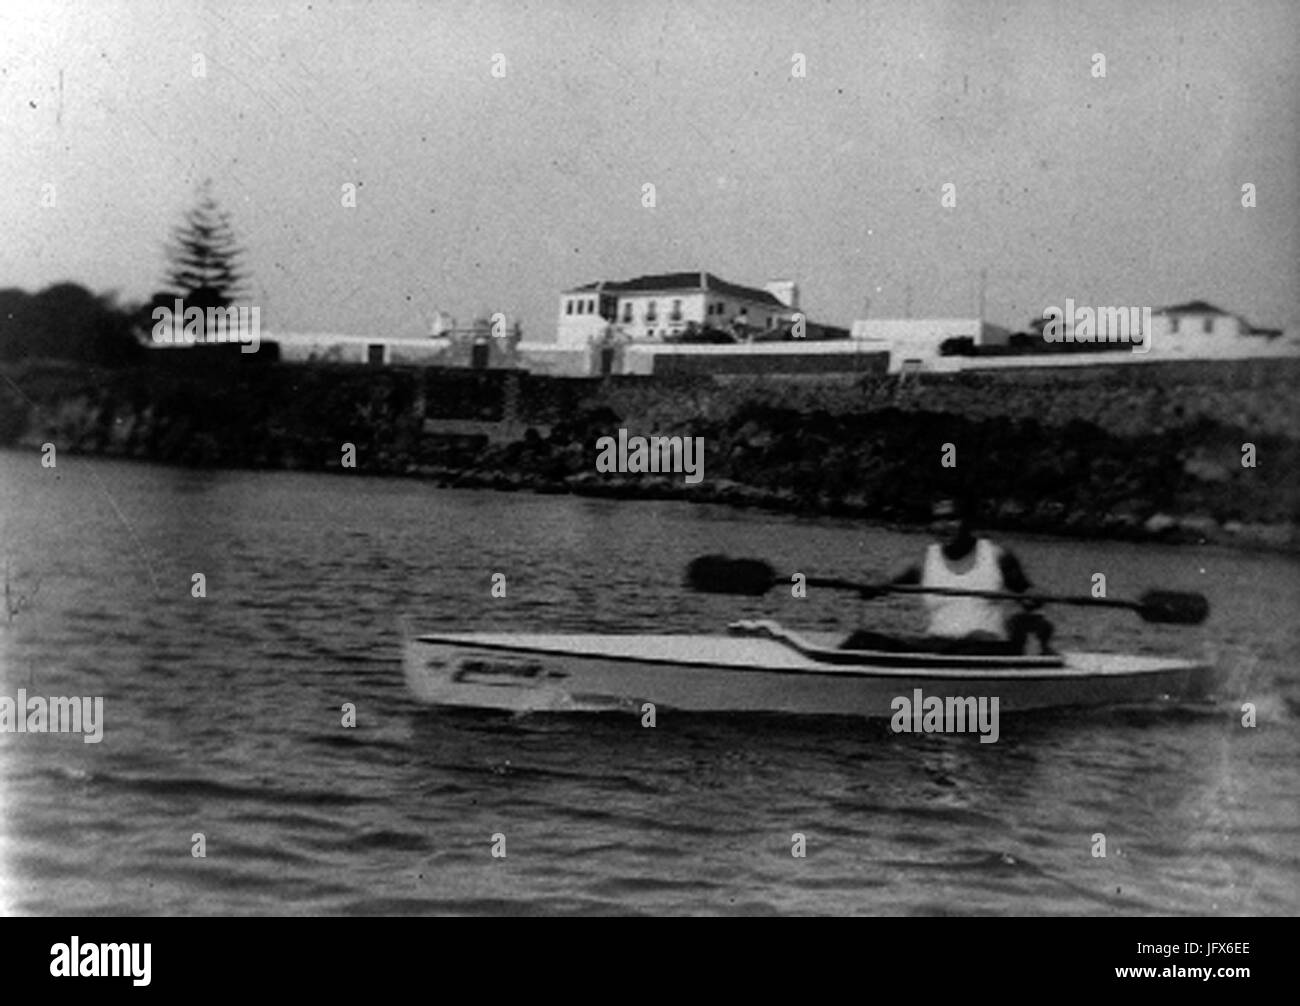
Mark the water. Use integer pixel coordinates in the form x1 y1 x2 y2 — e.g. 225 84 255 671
1 450 1296 915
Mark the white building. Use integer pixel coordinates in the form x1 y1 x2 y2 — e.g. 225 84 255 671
1145 300 1288 359
555 271 798 347
1036 300 1292 360
850 318 1013 373
850 300 1297 374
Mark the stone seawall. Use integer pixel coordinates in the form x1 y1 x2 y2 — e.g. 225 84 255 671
1 356 1295 549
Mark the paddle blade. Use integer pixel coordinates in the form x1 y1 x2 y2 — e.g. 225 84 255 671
1136 590 1210 624
685 555 777 596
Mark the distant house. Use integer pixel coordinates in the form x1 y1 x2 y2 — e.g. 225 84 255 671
1155 300 1243 339
508 269 869 376
846 299 1297 375
555 271 799 347
1146 301 1289 357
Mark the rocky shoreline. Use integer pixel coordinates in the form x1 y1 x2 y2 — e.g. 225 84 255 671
2 357 1296 551
401 465 1296 550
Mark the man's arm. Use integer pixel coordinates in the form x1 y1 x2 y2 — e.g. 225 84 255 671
859 563 921 599
998 549 1032 595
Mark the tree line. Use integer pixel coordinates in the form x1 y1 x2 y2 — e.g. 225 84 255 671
1 180 248 365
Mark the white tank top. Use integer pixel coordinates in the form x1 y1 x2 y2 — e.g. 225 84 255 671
921 538 1007 638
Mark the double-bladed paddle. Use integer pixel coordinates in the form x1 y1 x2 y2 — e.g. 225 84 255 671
684 554 1210 625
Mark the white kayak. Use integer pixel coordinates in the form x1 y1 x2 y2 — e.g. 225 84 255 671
403 619 1219 717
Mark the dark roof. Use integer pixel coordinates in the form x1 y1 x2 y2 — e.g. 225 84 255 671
1157 300 1229 316
565 271 787 308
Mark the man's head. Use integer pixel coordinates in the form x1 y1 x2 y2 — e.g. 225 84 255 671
932 495 976 549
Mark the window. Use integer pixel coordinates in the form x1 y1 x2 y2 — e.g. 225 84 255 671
670 299 683 321
566 300 573 315
646 300 658 322
1202 317 1213 334
1170 317 1178 333
622 302 632 323
716 302 726 315
588 299 596 314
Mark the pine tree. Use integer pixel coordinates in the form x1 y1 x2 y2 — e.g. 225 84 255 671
163 180 249 311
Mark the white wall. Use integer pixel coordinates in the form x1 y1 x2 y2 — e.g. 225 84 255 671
516 342 595 376
850 318 1001 366
555 292 609 347
621 340 886 375
952 338 1300 372
863 320 1299 374
1144 312 1247 358
269 331 452 365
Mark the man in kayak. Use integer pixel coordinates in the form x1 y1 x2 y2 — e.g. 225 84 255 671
843 498 1056 655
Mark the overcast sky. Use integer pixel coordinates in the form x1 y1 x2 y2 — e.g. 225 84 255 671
2 0 1296 337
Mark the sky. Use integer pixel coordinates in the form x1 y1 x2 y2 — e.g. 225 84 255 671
1 0 1297 339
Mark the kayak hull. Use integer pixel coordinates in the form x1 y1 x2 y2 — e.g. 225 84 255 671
402 621 1220 717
